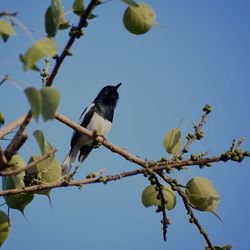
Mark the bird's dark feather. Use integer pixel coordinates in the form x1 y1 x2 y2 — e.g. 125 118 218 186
70 105 95 148
78 146 93 162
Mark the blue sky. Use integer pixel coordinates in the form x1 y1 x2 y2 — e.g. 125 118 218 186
1 0 250 249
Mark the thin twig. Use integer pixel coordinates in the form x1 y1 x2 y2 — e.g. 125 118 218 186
158 172 215 250
0 11 17 17
4 110 32 161
154 175 170 241
0 113 27 139
0 147 8 168
0 148 57 176
46 0 101 86
42 57 50 87
4 132 28 162
174 111 209 159
0 74 9 86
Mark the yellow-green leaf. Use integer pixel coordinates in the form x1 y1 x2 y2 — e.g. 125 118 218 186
22 38 58 71
33 130 54 157
123 3 155 35
0 20 16 42
24 87 42 120
59 7 71 30
141 184 176 210
19 55 40 72
185 177 220 213
72 0 84 16
40 87 60 121
163 128 182 155
26 155 61 196
2 155 34 213
0 211 11 247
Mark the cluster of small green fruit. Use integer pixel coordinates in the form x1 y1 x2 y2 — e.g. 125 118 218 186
221 150 250 162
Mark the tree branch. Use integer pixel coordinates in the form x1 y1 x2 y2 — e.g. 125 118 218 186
0 113 27 139
158 172 215 250
174 109 209 160
3 111 32 161
0 148 57 176
46 0 101 86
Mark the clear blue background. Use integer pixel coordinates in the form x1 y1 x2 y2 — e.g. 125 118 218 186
1 0 250 249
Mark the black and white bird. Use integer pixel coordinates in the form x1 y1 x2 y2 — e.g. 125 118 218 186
62 83 121 175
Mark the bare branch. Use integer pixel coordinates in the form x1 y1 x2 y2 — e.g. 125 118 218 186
0 11 17 17
46 0 101 86
55 112 148 167
4 132 28 162
174 110 209 159
0 147 8 168
0 74 9 86
0 113 26 139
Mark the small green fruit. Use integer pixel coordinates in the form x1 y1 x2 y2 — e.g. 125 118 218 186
123 3 155 35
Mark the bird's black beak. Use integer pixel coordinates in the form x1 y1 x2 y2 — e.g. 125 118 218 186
114 82 122 90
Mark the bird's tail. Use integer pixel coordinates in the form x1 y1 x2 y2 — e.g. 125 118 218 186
62 146 79 175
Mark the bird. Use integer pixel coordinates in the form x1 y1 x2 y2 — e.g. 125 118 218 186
62 83 121 175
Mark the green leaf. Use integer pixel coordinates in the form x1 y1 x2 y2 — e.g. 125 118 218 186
2 155 34 213
40 87 60 121
72 0 84 16
26 155 61 196
185 177 220 214
163 128 182 155
45 0 62 37
141 184 176 210
121 0 139 7
24 87 42 120
0 211 11 247
0 20 16 42
21 38 58 71
19 55 40 72
33 130 54 157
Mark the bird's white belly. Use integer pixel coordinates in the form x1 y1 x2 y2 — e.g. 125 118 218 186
77 112 112 147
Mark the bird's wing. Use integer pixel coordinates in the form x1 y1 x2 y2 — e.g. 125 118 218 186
70 103 95 148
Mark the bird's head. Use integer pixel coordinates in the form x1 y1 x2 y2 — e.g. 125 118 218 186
94 83 121 107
